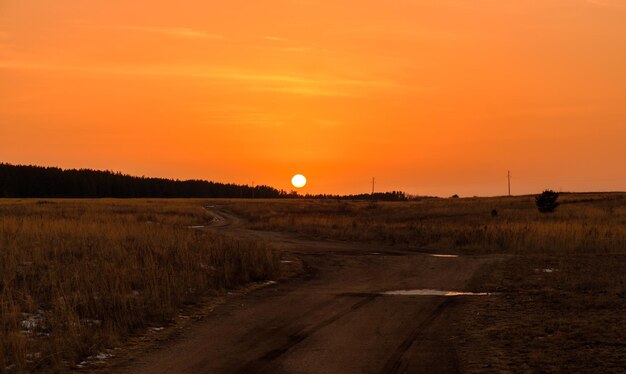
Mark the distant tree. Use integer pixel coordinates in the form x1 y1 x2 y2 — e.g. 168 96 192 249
535 190 560 213
451 194 459 199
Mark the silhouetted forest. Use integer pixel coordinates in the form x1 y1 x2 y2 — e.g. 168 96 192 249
0 163 417 200
304 191 411 201
0 163 284 198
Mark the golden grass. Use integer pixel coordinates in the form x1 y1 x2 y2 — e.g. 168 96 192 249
228 194 626 254
228 193 626 371
0 199 278 373
3 195 623 372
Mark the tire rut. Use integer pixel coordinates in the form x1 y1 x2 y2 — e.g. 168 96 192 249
381 299 452 374
235 295 379 373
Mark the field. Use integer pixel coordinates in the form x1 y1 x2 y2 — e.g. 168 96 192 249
1 194 625 372
227 193 626 372
228 194 626 255
0 199 278 373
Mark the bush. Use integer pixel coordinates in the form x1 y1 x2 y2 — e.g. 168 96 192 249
536 190 560 213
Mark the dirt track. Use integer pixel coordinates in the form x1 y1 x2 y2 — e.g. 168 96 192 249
116 206 498 373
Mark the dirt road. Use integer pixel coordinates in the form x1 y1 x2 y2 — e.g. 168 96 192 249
116 206 497 373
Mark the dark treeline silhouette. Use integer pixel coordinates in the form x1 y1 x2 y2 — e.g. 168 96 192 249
0 163 285 198
303 191 412 201
0 163 419 200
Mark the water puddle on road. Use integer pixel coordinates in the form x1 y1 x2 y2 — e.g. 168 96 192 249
429 254 458 258
381 289 493 296
535 268 558 273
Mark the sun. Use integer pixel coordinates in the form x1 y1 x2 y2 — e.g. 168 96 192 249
291 174 307 188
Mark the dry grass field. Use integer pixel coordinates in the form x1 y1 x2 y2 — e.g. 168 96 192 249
1 195 624 372
228 193 626 372
228 194 626 255
0 199 278 373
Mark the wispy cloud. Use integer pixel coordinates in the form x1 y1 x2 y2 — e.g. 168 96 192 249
261 36 289 42
106 25 226 40
0 62 400 97
584 0 626 8
280 46 315 53
251 44 325 54
338 24 464 41
247 85 353 97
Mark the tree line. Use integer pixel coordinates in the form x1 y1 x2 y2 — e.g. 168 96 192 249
0 163 284 198
0 163 418 200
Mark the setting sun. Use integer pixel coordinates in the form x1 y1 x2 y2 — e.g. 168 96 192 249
1 1 624 196
291 174 306 188
0 1 624 372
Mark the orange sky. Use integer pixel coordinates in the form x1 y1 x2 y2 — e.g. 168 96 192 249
1 1 625 196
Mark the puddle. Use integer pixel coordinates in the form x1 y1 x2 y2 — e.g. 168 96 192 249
188 225 206 229
94 353 112 360
76 352 113 369
534 268 558 273
429 254 458 258
370 252 382 255
81 319 102 326
280 260 293 263
381 289 493 296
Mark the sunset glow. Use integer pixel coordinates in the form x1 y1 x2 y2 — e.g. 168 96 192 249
1 1 625 195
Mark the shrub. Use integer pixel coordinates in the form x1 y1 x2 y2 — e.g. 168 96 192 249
536 190 560 213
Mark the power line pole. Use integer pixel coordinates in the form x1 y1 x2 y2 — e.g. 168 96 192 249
507 171 511 197
371 177 375 195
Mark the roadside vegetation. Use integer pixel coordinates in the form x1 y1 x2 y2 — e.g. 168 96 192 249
228 193 626 255
0 199 278 373
228 193 626 372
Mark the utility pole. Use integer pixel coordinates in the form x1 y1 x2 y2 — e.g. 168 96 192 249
507 171 511 197
371 177 375 196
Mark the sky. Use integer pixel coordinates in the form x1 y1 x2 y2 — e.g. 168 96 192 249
1 0 625 196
